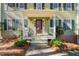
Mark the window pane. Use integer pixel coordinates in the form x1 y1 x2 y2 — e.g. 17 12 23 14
66 3 72 8
16 3 19 8
53 3 58 8
50 3 59 9
64 3 72 10
36 3 42 9
20 3 24 8
8 3 15 7
50 20 54 27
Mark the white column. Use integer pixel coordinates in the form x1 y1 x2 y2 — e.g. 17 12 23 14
53 15 56 39
77 3 79 35
77 3 79 44
20 11 28 39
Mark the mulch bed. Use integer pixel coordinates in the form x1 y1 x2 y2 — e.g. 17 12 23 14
0 40 30 56
51 43 79 54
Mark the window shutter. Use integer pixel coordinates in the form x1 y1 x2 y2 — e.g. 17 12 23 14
63 20 67 31
34 3 36 9
58 20 62 27
24 3 27 9
50 19 54 27
50 3 53 9
13 3 15 7
4 19 7 30
72 20 75 31
72 3 74 11
16 3 19 8
42 3 44 9
63 3 66 10
59 3 61 10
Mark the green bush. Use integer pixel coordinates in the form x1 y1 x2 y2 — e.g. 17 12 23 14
56 26 64 38
14 39 27 47
50 39 62 47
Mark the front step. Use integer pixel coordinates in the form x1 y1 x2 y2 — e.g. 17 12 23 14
31 40 48 44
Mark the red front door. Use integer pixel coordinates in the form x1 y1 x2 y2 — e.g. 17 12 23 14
36 19 42 33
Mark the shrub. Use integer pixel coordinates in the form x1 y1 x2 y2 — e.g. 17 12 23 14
14 39 27 47
50 38 62 47
56 26 64 38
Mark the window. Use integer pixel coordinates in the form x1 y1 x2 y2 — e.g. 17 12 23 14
20 3 24 8
19 3 27 9
63 20 73 31
50 3 60 10
63 3 73 11
36 3 42 9
16 3 19 8
50 19 54 27
8 3 15 7
34 3 44 9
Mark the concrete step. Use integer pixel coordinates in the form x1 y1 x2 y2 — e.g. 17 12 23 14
31 40 48 44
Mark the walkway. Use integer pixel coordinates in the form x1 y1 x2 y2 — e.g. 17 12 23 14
25 43 68 56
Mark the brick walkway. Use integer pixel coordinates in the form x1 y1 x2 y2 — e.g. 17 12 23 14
25 43 68 56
